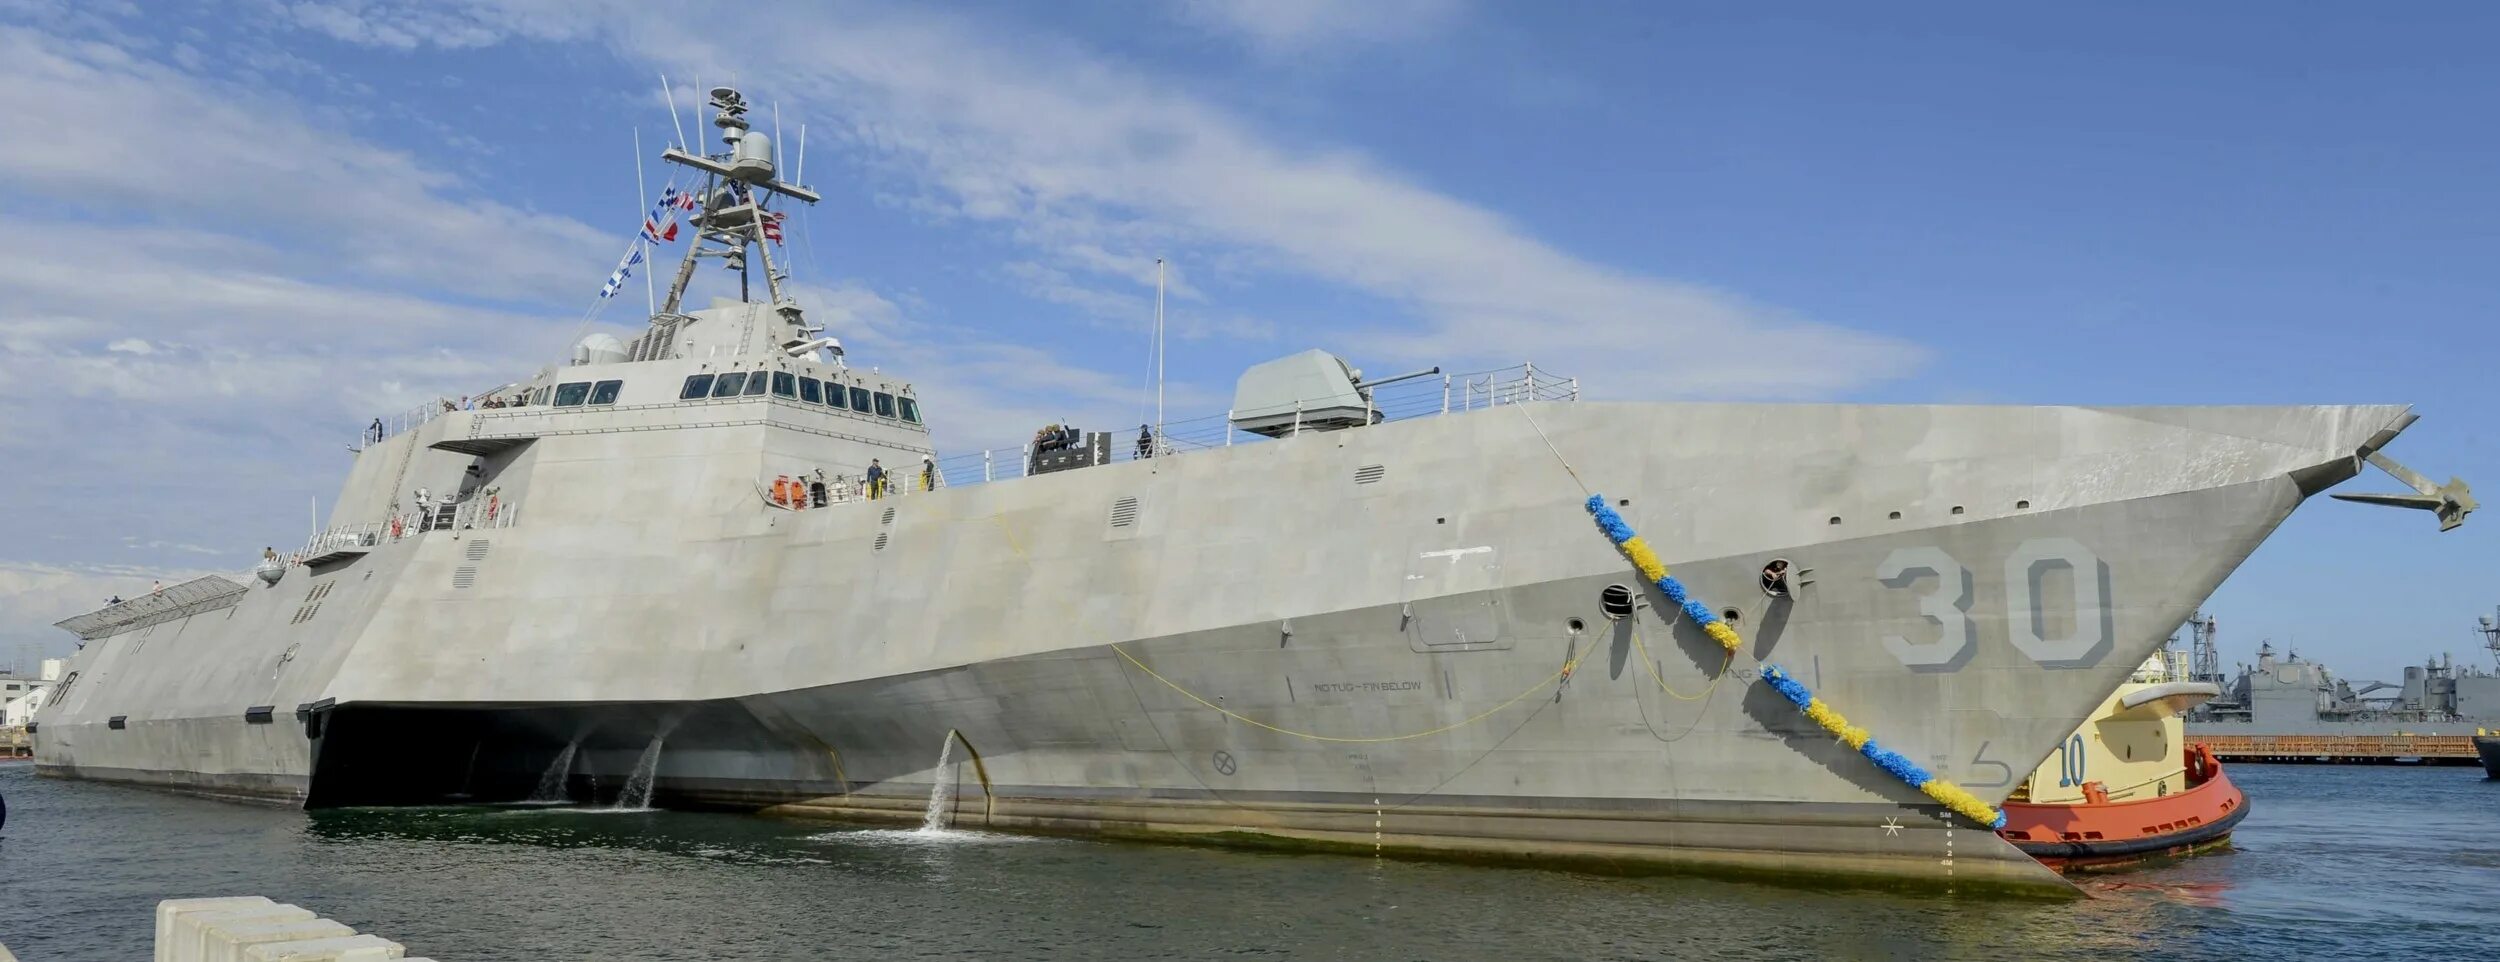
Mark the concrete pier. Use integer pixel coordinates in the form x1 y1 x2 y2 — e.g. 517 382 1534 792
153 898 433 962
2200 733 2482 763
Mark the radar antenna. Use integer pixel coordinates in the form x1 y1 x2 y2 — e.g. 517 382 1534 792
651 86 822 331
2476 606 2498 672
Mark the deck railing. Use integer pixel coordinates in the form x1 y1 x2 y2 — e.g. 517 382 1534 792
352 381 534 452
924 362 1575 492
294 496 520 561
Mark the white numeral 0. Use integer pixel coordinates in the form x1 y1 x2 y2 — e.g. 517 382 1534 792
2002 537 2112 667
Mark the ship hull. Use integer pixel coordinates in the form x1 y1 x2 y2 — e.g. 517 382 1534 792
1998 765 2249 871
34 400 2413 894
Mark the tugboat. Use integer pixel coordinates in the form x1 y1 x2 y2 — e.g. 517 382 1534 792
1998 655 2250 871
2475 733 2500 778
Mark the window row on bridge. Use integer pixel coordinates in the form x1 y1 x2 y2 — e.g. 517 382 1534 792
676 371 920 425
549 380 623 407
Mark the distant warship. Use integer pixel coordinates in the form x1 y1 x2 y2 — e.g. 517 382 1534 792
34 86 2477 894
2179 610 2500 737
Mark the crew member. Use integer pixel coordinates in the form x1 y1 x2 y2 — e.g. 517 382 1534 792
1760 559 1793 597
920 455 937 492
865 459 886 500
1137 424 1154 460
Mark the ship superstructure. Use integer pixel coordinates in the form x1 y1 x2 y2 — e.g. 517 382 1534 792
2186 639 2500 736
32 87 2479 895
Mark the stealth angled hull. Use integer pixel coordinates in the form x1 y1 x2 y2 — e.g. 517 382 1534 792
34 359 2413 893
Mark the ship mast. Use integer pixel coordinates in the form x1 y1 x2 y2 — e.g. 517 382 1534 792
2476 606 2498 671
652 86 821 333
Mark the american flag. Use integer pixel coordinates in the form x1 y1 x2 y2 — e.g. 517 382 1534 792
761 210 785 245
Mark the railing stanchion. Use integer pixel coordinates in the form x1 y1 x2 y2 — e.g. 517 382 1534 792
984 449 993 483
1442 374 1451 414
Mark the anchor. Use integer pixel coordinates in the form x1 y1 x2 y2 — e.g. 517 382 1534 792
2331 450 2476 531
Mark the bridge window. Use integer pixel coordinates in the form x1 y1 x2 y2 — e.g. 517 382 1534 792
710 372 748 398
679 374 715 400
771 371 796 398
897 397 921 424
799 377 822 404
552 381 592 406
743 372 770 396
589 380 623 405
825 382 849 410
849 386 873 411
873 392 896 418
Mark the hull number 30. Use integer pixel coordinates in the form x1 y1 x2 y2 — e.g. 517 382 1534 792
1876 538 2112 671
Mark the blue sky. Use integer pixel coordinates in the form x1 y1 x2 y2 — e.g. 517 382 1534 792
0 0 2490 679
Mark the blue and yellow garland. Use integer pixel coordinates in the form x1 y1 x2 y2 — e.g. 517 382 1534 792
1584 495 1744 654
1582 494 2006 830
1758 666 2006 829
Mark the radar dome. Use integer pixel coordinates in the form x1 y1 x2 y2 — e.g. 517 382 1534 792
572 333 628 366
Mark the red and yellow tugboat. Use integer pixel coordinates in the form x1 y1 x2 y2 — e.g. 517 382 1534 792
1997 655 2250 871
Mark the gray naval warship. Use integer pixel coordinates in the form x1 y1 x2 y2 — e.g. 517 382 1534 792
2180 611 2500 737
34 87 2481 893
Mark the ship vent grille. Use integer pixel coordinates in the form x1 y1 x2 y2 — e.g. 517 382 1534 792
465 540 492 561
452 567 478 590
873 533 890 551
1354 464 1386 485
881 507 897 526
1108 497 1140 528
289 582 332 624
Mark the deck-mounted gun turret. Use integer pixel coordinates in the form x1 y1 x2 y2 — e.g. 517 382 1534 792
1227 350 1438 439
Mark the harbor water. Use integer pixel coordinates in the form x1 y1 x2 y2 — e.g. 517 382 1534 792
1 762 2492 960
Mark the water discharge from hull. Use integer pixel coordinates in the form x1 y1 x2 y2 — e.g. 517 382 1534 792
528 742 578 803
917 735 958 834
616 735 664 810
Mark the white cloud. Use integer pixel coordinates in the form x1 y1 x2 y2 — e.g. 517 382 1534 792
794 279 1207 453
0 560 207 664
1175 0 1469 53
415 0 1925 398
0 22 599 580
279 1 510 51
0 24 612 300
